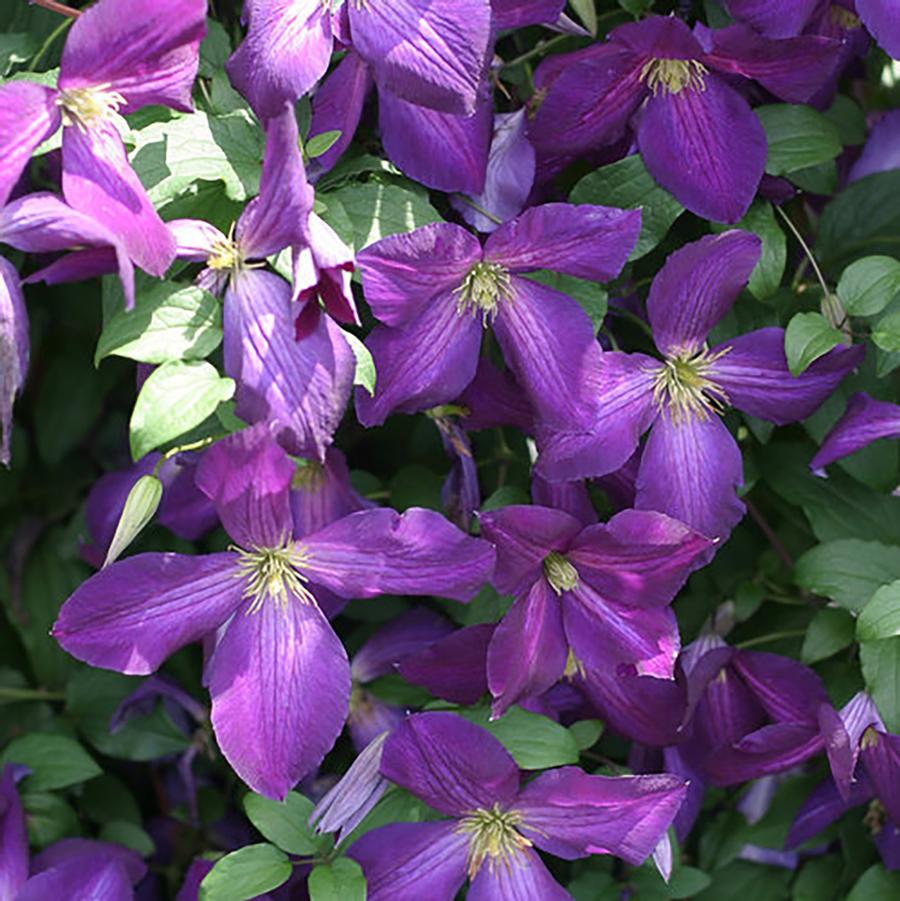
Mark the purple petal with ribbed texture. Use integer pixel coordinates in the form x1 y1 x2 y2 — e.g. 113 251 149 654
858 0 900 58
381 712 519 814
612 13 705 56
158 456 218 542
492 275 603 429
457 358 534 433
226 0 332 121
292 212 357 324
638 77 767 224
59 0 205 113
486 204 641 281
492 0 565 28
300 507 495 602
176 859 213 901
568 509 713 607
705 25 839 103
351 608 454 683
479 505 584 597
348 820 468 901
17 860 133 901
355 291 482 426
209 592 349 799
0 258 28 467
62 120 176 277
861 729 900 825
0 83 61 207
24 247 134 311
380 86 492 194
811 392 900 472
531 475 596 526
723 0 820 38
0 766 27 901
647 231 761 356
236 105 313 260
820 692 884 801
468 847 569 900
29 838 146 884
786 777 871 849
436 416 480 529
348 694 405 753
487 579 568 718
849 110 900 183
349 0 492 115
357 223 481 327
399 623 493 705
875 820 900 869
517 767 686 864
224 271 354 460
712 329 864 425
167 219 226 262
636 411 745 543
52 552 242 675
195 424 295 548
732 650 829 722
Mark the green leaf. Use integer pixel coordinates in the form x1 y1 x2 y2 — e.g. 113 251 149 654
306 129 342 159
129 360 235 460
98 820 156 856
569 719 604 750
794 539 900 612
802 608 856 663
871 302 900 353
308 858 367 901
789 160 837 196
199 844 292 901
571 0 598 33
343 330 376 395
96 282 223 365
526 270 608 331
21 792 80 848
480 485 531 512
857 580 900 641
792 856 844 901
859 638 900 731
714 201 785 299
667 867 713 898
570 154 683 260
784 312 845 375
198 19 231 79
243 791 329 856
0 734 101 791
823 95 867 147
82 775 142 826
847 864 900 901
0 33 39 76
756 104 842 176
694 860 791 900
836 256 900 316
103 475 163 566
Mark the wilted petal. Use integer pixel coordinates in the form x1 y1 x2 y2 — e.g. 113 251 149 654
712 329 864 425
209 593 350 799
857 0 900 59
638 76 767 224
52 552 242 675
0 766 28 901
226 0 333 121
723 0 820 38
300 507 495 601
381 712 519 814
349 0 492 115
0 259 29 467
468 847 569 901
517 767 686 864
811 392 900 472
647 231 761 357
861 729 900 825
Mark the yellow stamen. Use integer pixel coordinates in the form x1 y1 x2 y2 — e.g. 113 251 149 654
57 84 126 130
649 346 731 424
456 803 533 878
830 5 861 30
640 58 708 96
454 261 514 324
207 222 243 274
233 538 316 613
564 647 586 680
863 798 886 835
543 551 579 595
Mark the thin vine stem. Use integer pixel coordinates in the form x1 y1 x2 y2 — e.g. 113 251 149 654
776 205 831 301
0 686 66 702
736 630 807 649
30 0 82 18
29 14 73 68
453 194 503 226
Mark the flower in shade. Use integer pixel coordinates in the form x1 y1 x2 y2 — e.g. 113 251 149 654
0 257 27 467
355 204 641 430
426 407 482 530
0 0 207 276
347 711 687 900
810 392 900 474
529 15 839 222
537 231 864 542
52 426 495 799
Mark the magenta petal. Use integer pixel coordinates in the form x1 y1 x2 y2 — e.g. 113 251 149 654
723 0 820 38
349 0 492 115
62 120 176 277
712 328 864 425
517 767 686 864
636 411 745 542
638 77 767 224
706 722 824 785
531 475 595 527
301 507 495 601
487 580 568 718
468 847 569 901
209 594 349 799
0 82 61 207
857 0 900 58
52 552 242 675
348 820 468 901
647 231 761 357
810 392 900 472
0 259 29 467
381 712 519 814
355 292 483 426
26 248 135 311
380 86 492 194
0 767 28 901
168 219 226 262
226 0 333 121
733 650 828 721
485 204 641 282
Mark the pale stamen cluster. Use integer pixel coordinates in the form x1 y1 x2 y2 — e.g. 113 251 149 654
639 58 708 96
234 539 316 613
457 803 533 878
454 261 514 324
57 84 126 130
650 346 731 423
543 551 580 595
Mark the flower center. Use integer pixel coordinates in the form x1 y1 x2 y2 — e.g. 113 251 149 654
457 803 532 877
207 223 243 274
292 460 327 493
650 347 731 423
57 85 126 130
543 551 579 595
830 5 861 30
563 647 586 680
454 261 513 324
863 798 886 836
234 539 315 613
639 58 708 96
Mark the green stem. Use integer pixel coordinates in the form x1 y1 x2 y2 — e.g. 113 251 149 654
453 194 503 226
31 0 81 17
501 33 569 70
29 15 73 69
776 206 831 301
153 436 218 477
0 686 66 702
736 630 806 649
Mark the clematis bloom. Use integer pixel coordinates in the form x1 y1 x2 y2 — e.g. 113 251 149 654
810 392 900 473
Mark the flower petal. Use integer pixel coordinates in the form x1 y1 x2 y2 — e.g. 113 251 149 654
17 860 133 901
732 650 829 721
722 0 820 38
530 475 595 527
209 593 350 799
0 766 28 901
785 777 870 850
849 109 900 183
492 0 565 29
0 258 29 467
810 392 900 472
861 729 900 825
468 847 569 901
857 0 900 59
52 552 242 675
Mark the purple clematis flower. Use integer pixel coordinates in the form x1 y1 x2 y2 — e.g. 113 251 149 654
850 110 900 183
427 407 481 530
355 203 641 430
0 257 27 467
0 0 206 276
810 392 900 473
478 504 712 717
530 15 839 222
52 426 495 799
347 711 687 900
537 231 864 542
